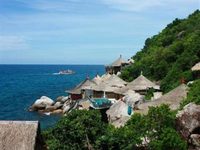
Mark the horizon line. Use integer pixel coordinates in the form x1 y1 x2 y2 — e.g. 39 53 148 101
0 63 105 66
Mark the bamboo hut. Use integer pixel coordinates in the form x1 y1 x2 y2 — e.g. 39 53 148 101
191 62 200 79
66 78 97 100
0 121 45 150
126 74 160 95
105 55 132 74
135 84 188 114
90 74 127 99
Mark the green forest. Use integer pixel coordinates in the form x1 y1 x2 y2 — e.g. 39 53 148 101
121 10 200 93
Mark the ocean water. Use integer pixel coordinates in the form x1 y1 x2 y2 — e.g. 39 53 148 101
0 65 105 129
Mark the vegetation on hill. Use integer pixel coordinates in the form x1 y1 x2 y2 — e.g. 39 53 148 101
180 79 200 108
121 10 200 92
43 105 187 150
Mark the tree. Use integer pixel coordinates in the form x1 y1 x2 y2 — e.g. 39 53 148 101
43 110 107 150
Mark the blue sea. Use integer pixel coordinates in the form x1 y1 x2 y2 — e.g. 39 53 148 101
0 65 105 129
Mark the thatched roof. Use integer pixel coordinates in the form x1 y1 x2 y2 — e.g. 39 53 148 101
135 84 188 114
0 121 44 150
103 74 127 87
66 78 97 94
101 73 111 81
92 75 102 85
106 101 131 127
89 82 118 92
107 55 127 67
127 74 160 91
90 74 127 92
191 62 200 71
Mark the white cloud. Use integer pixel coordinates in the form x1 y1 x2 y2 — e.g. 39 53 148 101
0 36 29 51
102 0 199 12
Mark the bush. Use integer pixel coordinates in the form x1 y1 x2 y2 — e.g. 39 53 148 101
43 110 107 150
180 79 200 108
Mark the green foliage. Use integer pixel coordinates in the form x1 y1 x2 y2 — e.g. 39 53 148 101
121 10 200 92
43 110 107 150
43 105 187 150
149 128 187 150
145 88 155 100
180 79 200 108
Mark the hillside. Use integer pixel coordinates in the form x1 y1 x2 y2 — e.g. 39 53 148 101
121 10 200 92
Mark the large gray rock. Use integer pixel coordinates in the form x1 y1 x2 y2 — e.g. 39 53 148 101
30 96 54 111
62 101 71 113
176 103 200 149
56 96 69 103
54 102 63 109
191 134 200 149
45 105 57 112
106 101 131 127
51 109 63 114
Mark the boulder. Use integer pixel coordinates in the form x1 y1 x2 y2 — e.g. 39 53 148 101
30 96 54 111
106 101 131 127
62 101 71 113
54 102 63 109
51 109 63 114
123 90 144 108
45 105 57 112
56 96 69 103
56 96 64 102
190 134 200 149
63 105 71 114
61 96 69 103
176 103 200 149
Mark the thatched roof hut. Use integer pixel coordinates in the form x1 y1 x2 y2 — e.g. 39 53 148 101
90 74 126 92
0 121 45 150
135 84 188 114
103 74 127 87
127 74 160 91
108 55 127 67
191 62 200 71
66 78 97 94
105 55 132 74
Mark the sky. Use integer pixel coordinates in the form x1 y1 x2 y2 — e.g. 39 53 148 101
0 0 199 64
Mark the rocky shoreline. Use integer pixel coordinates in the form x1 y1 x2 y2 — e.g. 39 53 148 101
29 96 77 115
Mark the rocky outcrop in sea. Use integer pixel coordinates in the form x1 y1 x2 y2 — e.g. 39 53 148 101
29 96 76 115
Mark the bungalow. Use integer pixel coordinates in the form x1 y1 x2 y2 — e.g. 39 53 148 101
89 74 127 99
105 55 133 74
126 73 160 95
66 78 97 100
